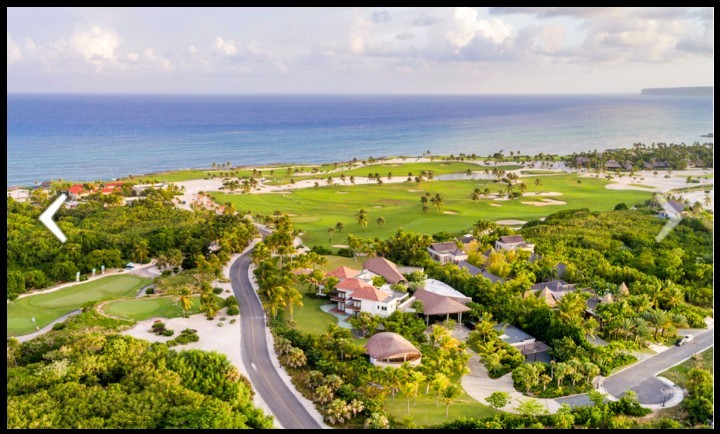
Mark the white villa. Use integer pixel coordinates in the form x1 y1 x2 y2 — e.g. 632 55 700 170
427 242 468 264
495 235 535 253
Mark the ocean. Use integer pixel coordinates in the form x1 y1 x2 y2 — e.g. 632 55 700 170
6 93 713 187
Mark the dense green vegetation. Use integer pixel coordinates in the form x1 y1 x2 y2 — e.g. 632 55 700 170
567 142 713 170
7 275 151 336
7 190 257 299
7 329 272 428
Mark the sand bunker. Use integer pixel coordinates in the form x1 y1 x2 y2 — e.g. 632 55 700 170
407 189 424 192
496 219 527 225
523 191 563 196
332 244 349 248
490 203 502 207
286 213 298 216
443 211 458 215
336 191 349 194
522 198 567 206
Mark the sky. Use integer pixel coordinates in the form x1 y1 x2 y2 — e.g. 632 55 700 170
7 7 714 94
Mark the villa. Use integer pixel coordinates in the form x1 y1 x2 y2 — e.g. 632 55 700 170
427 241 468 264
657 199 687 219
495 235 535 253
495 323 551 362
68 181 124 200
524 280 577 308
366 332 421 368
330 278 409 318
605 159 623 170
362 257 407 284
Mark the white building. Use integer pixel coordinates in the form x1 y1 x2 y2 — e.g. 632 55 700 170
427 242 468 264
495 235 535 252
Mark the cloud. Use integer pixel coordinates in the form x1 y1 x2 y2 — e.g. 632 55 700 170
214 36 237 56
395 32 415 41
445 7 513 47
126 52 139 62
410 13 442 26
488 7 622 18
7 32 23 64
70 25 120 63
188 45 197 54
371 9 391 23
143 48 171 70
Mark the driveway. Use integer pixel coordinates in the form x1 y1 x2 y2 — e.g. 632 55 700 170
229 250 325 429
603 326 714 406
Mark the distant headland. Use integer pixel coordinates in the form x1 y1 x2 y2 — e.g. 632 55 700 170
641 86 713 96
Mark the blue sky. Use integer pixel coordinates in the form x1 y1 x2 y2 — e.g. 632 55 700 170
7 7 714 94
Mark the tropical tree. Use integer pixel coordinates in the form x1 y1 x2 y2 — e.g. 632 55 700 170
178 286 194 318
515 398 548 416
534 177 542 192
376 216 385 227
328 226 335 242
283 347 307 368
335 222 344 233
356 209 369 229
284 287 304 323
200 284 219 319
440 383 462 416
430 193 444 214
485 391 510 410
471 188 482 206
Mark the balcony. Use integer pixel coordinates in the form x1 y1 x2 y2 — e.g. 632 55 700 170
345 303 361 311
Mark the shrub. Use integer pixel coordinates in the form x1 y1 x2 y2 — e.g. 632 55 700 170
172 266 180 274
51 323 66 331
220 317 227 321
167 329 200 346
229 319 237 324
226 304 240 316
161 270 172 277
213 287 223 294
336 248 353 257
161 329 175 336
146 287 155 295
217 322 224 327
152 322 166 333
225 296 238 307
310 245 332 255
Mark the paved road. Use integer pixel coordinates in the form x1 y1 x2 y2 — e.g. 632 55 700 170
229 251 323 429
603 327 714 404
13 309 82 343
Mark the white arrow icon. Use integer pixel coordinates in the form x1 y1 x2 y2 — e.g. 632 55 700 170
39 194 68 243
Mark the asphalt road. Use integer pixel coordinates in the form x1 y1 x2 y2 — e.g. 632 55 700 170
603 327 714 404
230 250 323 429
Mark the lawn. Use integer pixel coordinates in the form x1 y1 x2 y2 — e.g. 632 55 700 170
102 295 202 321
658 348 714 388
213 173 653 250
383 385 498 426
284 295 337 335
322 255 364 271
7 274 151 336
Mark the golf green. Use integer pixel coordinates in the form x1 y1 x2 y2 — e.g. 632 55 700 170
7 274 151 337
102 296 202 321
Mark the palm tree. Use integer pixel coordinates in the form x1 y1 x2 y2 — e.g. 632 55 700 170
356 209 368 229
430 193 444 213
472 219 497 237
267 285 287 319
335 221 344 233
328 226 335 242
200 286 219 319
518 182 528 195
349 176 355 185
377 216 385 227
534 177 542 192
339 173 347 184
440 384 462 416
471 188 482 206
178 286 194 318
284 287 304 323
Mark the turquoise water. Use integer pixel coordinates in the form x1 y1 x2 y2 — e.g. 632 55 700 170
7 93 713 186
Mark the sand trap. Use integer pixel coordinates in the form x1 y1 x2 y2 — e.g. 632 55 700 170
490 203 502 207
336 191 349 194
286 213 298 216
523 191 563 196
496 219 527 225
332 244 349 248
407 189 424 192
522 199 567 206
443 211 458 215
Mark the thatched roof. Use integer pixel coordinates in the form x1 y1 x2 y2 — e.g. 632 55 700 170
618 282 629 296
366 332 421 360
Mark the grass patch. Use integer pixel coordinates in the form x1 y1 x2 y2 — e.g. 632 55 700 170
284 295 338 336
628 184 656 189
383 385 497 426
322 255 363 271
658 348 713 388
520 170 560 175
214 174 653 250
102 295 202 321
7 275 151 336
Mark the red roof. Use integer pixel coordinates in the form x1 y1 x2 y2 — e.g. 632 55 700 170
336 278 375 292
105 181 124 187
68 185 85 194
363 257 406 284
349 285 389 302
326 266 361 280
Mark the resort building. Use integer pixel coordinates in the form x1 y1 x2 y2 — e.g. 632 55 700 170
362 257 407 284
495 324 550 362
495 235 535 253
605 159 623 170
67 181 124 200
330 278 408 318
132 183 167 195
523 280 577 308
656 199 687 219
365 332 422 368
399 287 471 325
427 241 468 264
325 266 361 280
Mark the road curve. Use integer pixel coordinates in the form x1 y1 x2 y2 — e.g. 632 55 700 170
603 327 714 405
230 250 323 429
